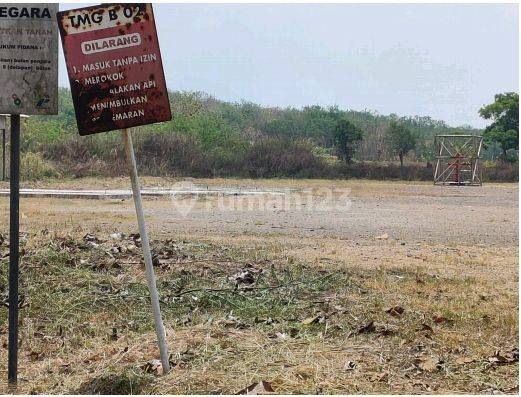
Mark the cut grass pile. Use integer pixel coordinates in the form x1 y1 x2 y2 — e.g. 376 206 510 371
0 229 518 394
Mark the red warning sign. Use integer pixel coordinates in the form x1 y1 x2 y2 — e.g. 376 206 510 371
57 3 171 135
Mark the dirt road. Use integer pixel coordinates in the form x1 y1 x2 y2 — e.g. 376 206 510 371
1 179 516 245
1 178 517 289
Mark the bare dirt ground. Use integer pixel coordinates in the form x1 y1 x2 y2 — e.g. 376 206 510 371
0 177 517 245
0 178 518 394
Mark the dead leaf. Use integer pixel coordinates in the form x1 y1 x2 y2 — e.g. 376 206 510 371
56 358 71 373
126 244 137 253
379 325 396 336
83 233 102 243
432 315 454 325
110 232 124 240
371 372 388 382
219 314 246 329
151 252 161 266
294 365 314 379
27 351 43 361
129 233 141 244
110 245 122 254
170 348 196 368
141 359 163 375
488 348 518 365
455 356 475 365
236 380 275 395
255 317 276 325
230 269 255 285
288 328 299 337
301 312 328 325
83 353 102 364
416 356 440 372
344 360 357 371
332 304 347 314
385 306 405 316
268 332 288 341
419 323 434 333
357 321 376 334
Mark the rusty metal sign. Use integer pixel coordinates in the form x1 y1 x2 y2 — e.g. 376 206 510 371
57 3 171 135
0 3 58 115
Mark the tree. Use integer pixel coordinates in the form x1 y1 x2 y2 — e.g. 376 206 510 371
333 119 363 164
479 92 519 160
388 120 417 167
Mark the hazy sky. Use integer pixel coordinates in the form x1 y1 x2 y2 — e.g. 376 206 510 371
59 3 519 128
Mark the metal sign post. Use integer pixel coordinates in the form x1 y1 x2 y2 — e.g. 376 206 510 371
0 115 6 181
7 115 20 385
122 128 170 373
2 128 5 181
1 3 59 385
57 3 172 373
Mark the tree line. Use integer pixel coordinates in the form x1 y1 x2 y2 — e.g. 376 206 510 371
12 88 518 180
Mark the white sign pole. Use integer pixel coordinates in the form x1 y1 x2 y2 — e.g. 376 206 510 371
121 128 170 374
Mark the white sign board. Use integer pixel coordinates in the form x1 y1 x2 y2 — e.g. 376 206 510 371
0 4 58 115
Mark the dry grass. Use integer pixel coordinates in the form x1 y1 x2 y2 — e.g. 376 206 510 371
2 175 430 191
0 178 517 393
0 229 517 394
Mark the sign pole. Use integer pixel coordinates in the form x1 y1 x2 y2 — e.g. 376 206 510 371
58 3 171 374
2 127 5 181
121 128 170 374
8 114 20 385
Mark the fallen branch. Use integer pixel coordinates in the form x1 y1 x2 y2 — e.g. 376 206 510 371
171 273 333 298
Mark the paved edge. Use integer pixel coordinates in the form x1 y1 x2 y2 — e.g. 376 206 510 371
0 189 285 200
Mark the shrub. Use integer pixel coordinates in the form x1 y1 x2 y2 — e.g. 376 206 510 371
244 138 330 178
136 133 212 177
20 152 59 180
340 162 432 181
483 162 518 182
33 130 518 182
42 134 121 178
